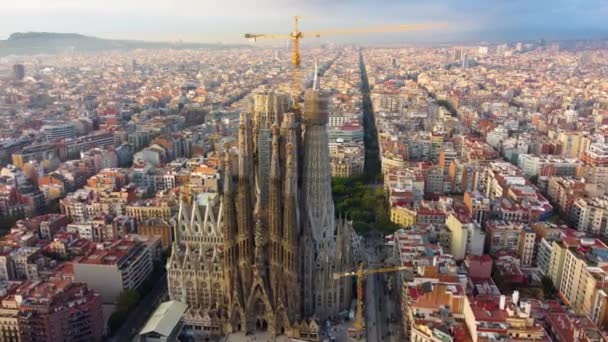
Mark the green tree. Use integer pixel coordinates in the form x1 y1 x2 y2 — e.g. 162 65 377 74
331 174 399 234
116 289 140 312
541 276 557 299
332 183 349 198
353 221 369 233
107 289 141 335
107 312 125 334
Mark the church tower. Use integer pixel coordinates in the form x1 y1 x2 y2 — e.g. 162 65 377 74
300 71 356 320
268 123 283 308
236 112 254 300
282 141 301 320
221 152 239 309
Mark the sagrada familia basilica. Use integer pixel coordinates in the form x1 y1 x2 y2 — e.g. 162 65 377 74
167 76 361 340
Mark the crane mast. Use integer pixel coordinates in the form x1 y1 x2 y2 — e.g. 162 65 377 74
245 16 445 68
243 14 439 337
334 262 410 334
291 15 302 66
244 17 444 104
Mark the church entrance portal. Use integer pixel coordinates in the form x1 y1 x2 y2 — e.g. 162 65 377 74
254 299 268 331
256 319 268 331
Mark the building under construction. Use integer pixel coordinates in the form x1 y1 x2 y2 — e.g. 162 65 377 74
167 84 360 340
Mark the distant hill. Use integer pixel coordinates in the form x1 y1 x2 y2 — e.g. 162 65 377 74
0 32 247 56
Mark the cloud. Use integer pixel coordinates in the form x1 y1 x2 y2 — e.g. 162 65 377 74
1 0 607 42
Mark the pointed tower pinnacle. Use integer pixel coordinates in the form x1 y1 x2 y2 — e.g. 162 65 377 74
269 124 282 240
283 141 298 244
236 112 254 298
268 123 283 307
238 113 253 182
270 124 281 181
222 150 239 303
223 151 233 194
302 80 333 244
172 202 182 247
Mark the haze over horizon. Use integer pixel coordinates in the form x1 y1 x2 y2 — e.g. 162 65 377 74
2 0 608 44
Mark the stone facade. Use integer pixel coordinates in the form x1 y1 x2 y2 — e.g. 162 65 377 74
167 91 358 340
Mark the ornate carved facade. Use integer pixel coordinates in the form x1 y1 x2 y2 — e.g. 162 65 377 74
167 91 358 340
167 193 226 336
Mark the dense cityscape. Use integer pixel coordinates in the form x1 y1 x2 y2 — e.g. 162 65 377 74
2 6 608 342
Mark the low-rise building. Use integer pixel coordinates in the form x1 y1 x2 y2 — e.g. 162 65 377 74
581 142 608 167
465 254 493 279
517 154 579 178
138 218 173 249
545 312 607 341
485 220 536 266
548 237 608 327
330 155 364 178
415 198 454 226
405 282 470 342
445 213 485 261
572 196 608 236
126 196 178 224
389 204 415 228
547 177 605 215
9 246 42 280
464 293 547 341
0 280 103 342
139 300 188 342
464 191 490 226
72 238 154 304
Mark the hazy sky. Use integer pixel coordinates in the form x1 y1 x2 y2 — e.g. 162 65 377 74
1 0 607 43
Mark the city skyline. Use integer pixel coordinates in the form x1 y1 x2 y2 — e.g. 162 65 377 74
2 1 608 341
1 0 608 44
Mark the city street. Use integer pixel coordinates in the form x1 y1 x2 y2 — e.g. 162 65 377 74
3 5 606 341
377 274 401 342
362 233 402 342
108 271 168 342
363 235 382 342
365 271 382 342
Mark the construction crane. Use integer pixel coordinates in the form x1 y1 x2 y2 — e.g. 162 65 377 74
245 16 446 67
334 262 410 333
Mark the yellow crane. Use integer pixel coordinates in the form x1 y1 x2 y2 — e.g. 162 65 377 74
245 16 446 67
334 262 410 333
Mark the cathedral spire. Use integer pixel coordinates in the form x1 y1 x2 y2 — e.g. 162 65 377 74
283 143 297 249
268 124 283 307
269 124 282 238
236 112 254 298
282 142 301 317
270 124 281 181
222 150 238 305
238 113 253 182
167 236 181 270
283 143 297 209
223 151 233 196
302 85 334 244
172 201 183 247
